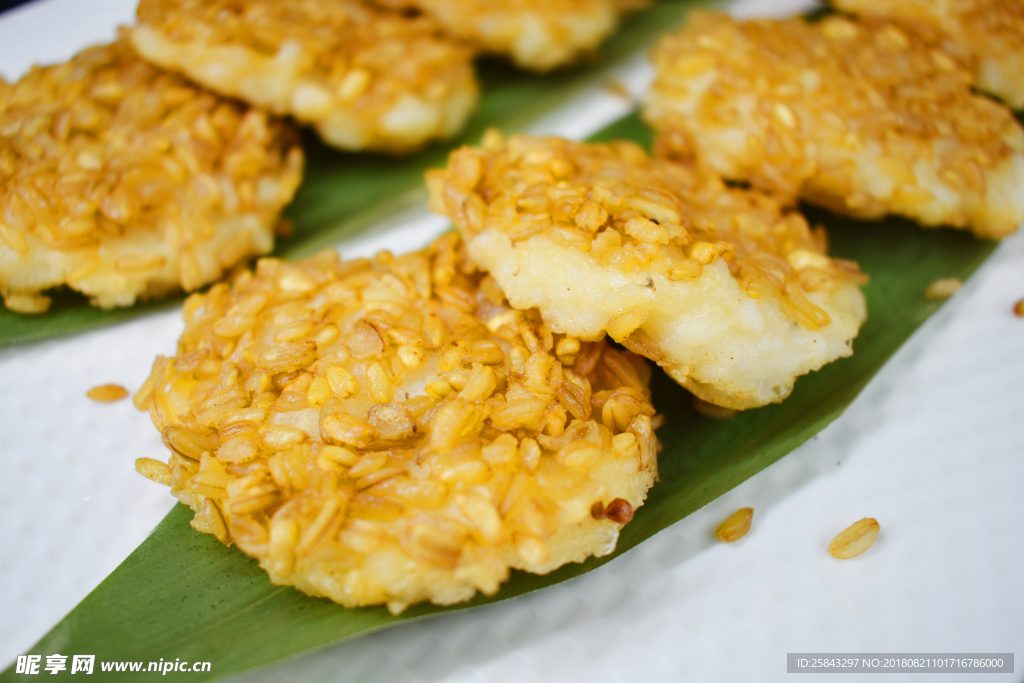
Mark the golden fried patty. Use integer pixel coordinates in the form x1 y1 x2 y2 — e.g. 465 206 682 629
375 0 647 72
0 37 302 313
134 234 659 614
643 12 1024 239
130 0 479 153
428 133 867 410
829 0 1024 110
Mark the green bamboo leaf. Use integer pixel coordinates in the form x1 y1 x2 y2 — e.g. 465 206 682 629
0 0 713 348
1 112 996 682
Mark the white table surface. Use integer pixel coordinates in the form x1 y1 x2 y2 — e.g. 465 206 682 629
1 1 1022 681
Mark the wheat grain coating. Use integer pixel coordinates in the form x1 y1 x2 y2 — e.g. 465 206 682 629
428 132 867 410
0 37 302 314
133 234 659 614
828 0 1024 110
643 13 1024 239
129 0 479 153
374 0 648 72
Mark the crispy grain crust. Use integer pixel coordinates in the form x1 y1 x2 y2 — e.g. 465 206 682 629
643 12 1024 239
134 234 659 614
0 37 302 313
828 0 1024 109
130 0 479 152
375 0 648 72
428 133 867 409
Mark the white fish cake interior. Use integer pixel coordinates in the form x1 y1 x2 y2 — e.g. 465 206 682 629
133 234 659 615
643 12 1024 239
829 0 1024 110
428 133 867 410
376 0 647 72
130 0 479 153
0 38 302 313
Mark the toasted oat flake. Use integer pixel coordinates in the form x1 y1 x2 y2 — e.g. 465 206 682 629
828 517 880 559
715 507 752 542
130 0 479 152
87 383 130 402
924 277 962 301
135 457 172 485
134 234 660 613
1014 298 1024 317
375 0 647 72
643 13 1024 239
828 0 1024 109
428 133 867 410
0 37 303 311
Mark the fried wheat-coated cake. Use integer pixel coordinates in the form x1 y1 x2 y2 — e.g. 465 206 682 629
0 37 302 313
375 0 647 72
828 0 1024 110
428 133 867 410
133 234 659 614
130 0 479 153
643 13 1024 239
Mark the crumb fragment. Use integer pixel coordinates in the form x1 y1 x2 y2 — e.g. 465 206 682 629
87 384 130 402
715 507 753 542
591 497 634 524
827 517 880 559
135 457 172 485
604 78 632 101
1013 298 1024 317
3 293 51 315
925 277 962 301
